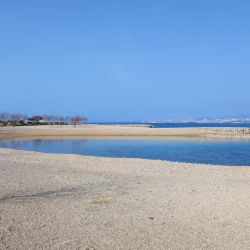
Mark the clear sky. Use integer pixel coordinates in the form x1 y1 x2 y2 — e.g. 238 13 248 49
1 0 250 121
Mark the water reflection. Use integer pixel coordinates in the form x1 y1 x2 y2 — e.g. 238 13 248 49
1 138 250 166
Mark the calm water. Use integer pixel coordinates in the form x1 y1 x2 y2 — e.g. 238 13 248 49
88 122 250 128
152 122 250 128
1 138 250 166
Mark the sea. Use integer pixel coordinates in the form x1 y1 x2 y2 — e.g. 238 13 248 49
87 122 250 128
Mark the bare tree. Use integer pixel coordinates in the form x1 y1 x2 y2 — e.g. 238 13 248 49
54 115 61 123
50 115 57 123
0 112 9 121
48 115 53 123
65 116 71 124
70 115 87 126
70 116 79 125
43 115 49 122
43 115 53 123
10 113 22 121
20 113 28 120
0 112 27 122
58 116 65 123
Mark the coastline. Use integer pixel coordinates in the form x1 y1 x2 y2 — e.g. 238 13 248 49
1 125 250 140
1 147 250 249
1 125 250 249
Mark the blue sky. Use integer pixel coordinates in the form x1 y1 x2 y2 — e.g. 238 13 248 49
1 0 250 121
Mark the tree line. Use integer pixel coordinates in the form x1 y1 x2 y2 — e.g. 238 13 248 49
0 112 87 126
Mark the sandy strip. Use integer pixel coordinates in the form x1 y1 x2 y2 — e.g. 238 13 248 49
0 147 250 249
1 125 250 140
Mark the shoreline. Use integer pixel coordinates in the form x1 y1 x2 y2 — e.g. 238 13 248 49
1 125 250 167
1 125 250 140
1 147 250 249
1 126 250 249
1 146 250 168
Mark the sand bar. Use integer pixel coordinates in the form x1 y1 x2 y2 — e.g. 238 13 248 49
1 125 250 140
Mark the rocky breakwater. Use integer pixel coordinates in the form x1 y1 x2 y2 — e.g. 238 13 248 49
209 128 250 135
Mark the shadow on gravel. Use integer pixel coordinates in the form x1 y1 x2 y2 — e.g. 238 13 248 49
0 187 87 202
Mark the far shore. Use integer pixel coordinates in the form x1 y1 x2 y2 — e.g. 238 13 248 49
1 125 250 141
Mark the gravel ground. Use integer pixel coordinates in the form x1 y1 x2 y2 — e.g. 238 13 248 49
1 147 250 249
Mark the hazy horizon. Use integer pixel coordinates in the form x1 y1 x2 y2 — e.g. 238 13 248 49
1 1 250 121
2 111 250 123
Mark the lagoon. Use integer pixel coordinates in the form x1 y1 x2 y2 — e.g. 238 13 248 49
1 138 250 166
